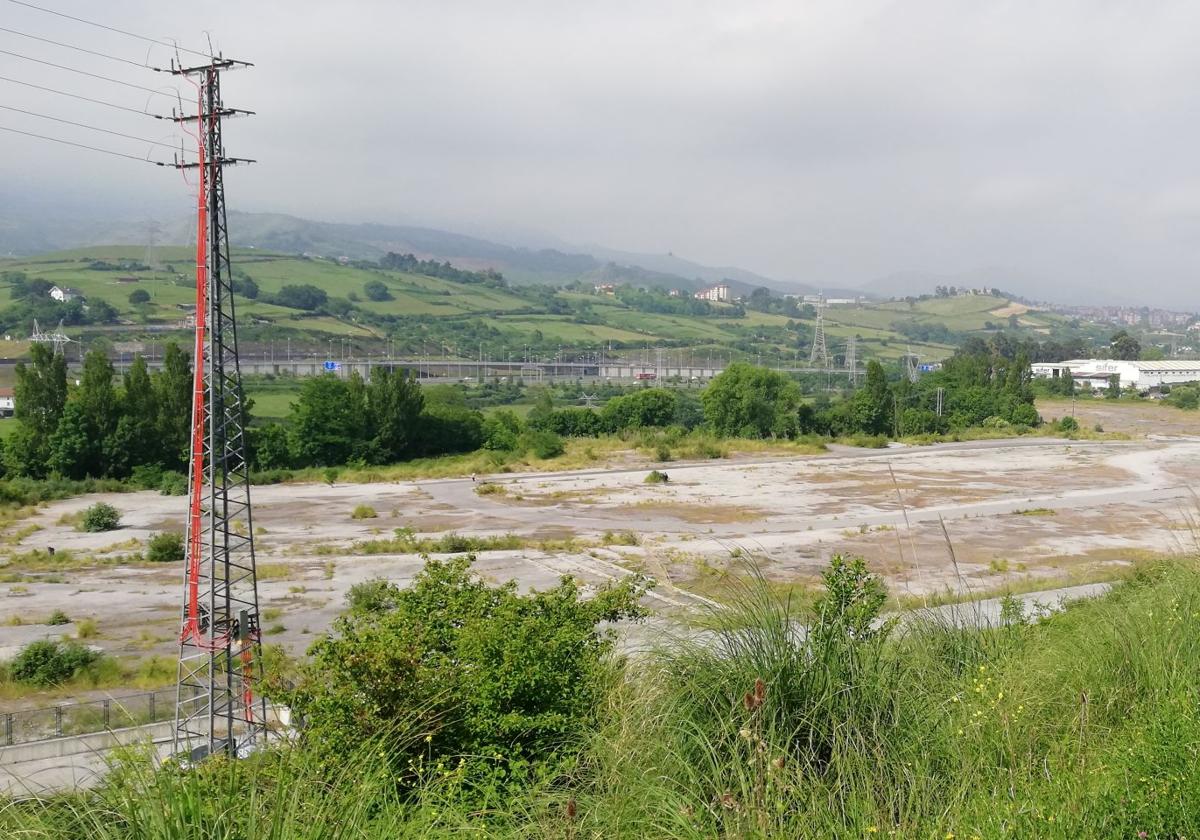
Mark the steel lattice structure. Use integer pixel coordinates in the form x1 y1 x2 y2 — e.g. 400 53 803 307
171 58 265 762
809 295 829 369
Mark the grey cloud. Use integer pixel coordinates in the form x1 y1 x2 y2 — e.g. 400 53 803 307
3 0 1200 305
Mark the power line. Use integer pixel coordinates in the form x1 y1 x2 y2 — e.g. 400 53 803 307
5 0 214 59
0 25 165 71
0 48 175 96
0 75 168 118
0 123 170 165
0 104 183 148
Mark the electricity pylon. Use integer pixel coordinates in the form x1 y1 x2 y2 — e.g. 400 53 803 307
29 319 73 356
170 55 265 762
809 295 830 369
845 335 858 385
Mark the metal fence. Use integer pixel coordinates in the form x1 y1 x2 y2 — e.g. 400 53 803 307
1 688 176 747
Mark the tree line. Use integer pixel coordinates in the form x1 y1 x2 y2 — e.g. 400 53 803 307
1 340 1042 482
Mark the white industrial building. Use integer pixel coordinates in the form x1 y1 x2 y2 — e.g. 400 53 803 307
1032 359 1200 390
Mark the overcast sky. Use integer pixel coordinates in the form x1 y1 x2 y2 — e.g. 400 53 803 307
2 1 1200 306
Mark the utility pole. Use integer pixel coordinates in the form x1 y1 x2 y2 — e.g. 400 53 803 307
170 55 266 762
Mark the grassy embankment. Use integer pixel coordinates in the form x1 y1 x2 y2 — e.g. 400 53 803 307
2 556 1198 837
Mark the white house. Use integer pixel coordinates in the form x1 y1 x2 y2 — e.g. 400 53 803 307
48 286 83 303
0 388 14 417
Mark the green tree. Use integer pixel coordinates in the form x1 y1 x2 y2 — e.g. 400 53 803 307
120 355 158 468
849 361 892 435
702 363 801 438
601 388 679 432
76 350 120 474
251 423 293 469
366 367 423 461
1110 330 1141 361
289 374 369 466
128 289 151 305
154 343 192 470
46 402 94 478
8 343 67 475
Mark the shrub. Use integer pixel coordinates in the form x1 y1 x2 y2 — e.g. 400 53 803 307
158 471 188 496
128 289 150 305
523 429 565 459
363 279 393 301
345 577 402 614
75 618 99 639
654 443 673 462
1057 415 1079 433
645 470 670 484
475 482 506 496
278 556 648 785
351 504 378 520
146 532 184 564
81 502 121 532
46 609 70 626
9 639 99 686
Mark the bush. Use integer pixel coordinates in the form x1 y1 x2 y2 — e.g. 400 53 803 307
645 469 669 484
81 502 121 532
475 482 506 496
363 279 393 301
146 532 184 564
345 577 402 614
523 429 565 459
158 471 188 496
9 639 99 686
128 289 150 305
1057 415 1079 433
278 556 648 786
351 504 377 520
46 609 70 626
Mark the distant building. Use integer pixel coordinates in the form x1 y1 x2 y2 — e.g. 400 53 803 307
116 276 139 284
48 286 83 303
668 288 684 298
594 283 616 295
1032 359 1200 390
0 388 14 417
694 283 731 302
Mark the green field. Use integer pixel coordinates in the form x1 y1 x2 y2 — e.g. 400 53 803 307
0 246 1070 365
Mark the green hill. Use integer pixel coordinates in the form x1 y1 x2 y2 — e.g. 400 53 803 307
0 247 1067 365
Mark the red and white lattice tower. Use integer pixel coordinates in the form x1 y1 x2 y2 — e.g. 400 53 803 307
170 55 264 761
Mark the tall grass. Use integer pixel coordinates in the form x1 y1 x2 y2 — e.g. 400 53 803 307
4 559 1200 837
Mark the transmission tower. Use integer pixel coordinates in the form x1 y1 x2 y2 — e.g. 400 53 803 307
845 335 858 386
904 346 920 384
29 319 73 356
809 295 830 369
170 55 265 762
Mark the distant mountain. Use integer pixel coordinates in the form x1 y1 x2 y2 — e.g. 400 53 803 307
0 202 812 298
